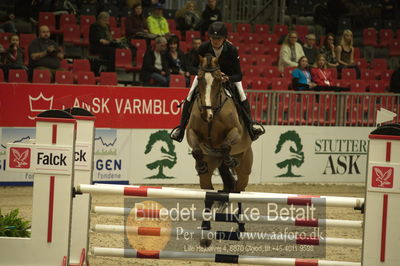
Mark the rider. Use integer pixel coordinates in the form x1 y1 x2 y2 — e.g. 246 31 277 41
170 21 265 142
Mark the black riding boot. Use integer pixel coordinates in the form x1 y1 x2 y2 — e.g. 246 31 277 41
170 99 192 142
240 99 265 141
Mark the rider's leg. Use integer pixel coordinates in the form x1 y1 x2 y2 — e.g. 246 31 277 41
234 81 265 141
170 76 198 142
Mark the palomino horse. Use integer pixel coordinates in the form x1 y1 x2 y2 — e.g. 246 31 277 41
186 54 253 244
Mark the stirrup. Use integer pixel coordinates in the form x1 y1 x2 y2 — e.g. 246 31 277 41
170 126 184 142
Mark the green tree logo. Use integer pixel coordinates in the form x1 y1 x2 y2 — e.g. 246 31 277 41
275 130 305 177
144 130 177 179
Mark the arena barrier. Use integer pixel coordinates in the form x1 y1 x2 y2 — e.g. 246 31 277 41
2 109 399 266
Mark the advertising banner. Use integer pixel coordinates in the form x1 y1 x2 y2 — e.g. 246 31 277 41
261 126 373 183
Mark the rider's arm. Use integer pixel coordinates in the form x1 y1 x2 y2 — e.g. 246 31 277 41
228 46 243 82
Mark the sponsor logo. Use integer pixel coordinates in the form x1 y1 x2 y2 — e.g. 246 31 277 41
9 147 31 168
275 130 304 177
37 152 67 166
371 166 394 188
145 130 177 179
28 93 54 120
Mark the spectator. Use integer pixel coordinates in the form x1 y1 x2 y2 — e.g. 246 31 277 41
311 54 335 87
185 37 201 75
302 34 319 65
319 33 339 68
278 31 305 72
0 12 17 33
1 34 27 80
175 1 202 37
125 3 151 42
166 35 190 87
89 11 120 72
28 25 64 76
140 36 170 87
336 29 360 79
146 3 170 37
389 66 400 93
201 0 222 39
292 56 316 90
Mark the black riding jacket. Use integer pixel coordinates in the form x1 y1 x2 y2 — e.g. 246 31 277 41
198 41 243 82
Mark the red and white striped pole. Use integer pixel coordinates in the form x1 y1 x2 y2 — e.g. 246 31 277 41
92 247 361 266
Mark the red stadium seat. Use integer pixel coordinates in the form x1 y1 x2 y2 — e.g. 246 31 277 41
80 15 96 33
236 43 251 55
251 77 271 90
271 78 289 90
254 24 270 34
185 30 201 42
381 70 394 81
72 59 91 72
38 12 60 34
363 28 377 46
110 27 121 39
371 58 388 70
379 29 394 47
361 69 376 80
0 32 12 48
369 80 386 93
236 23 251 33
225 22 233 33
350 80 367 92
282 67 296 79
228 32 241 43
115 48 134 71
55 71 74 84
244 66 264 77
263 66 280 78
131 39 147 51
8 69 28 83
294 25 308 42
250 43 268 55
273 24 288 37
0 69 4 82
109 16 117 28
99 72 117 85
170 74 186 88
241 33 262 44
389 39 400 56
240 55 256 65
341 68 357 80
166 19 176 31
63 24 81 44
255 55 272 66
76 71 96 85
264 34 279 45
355 58 368 69
353 47 361 59
60 13 77 28
32 69 52 83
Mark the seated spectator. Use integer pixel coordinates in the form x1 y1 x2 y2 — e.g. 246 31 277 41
140 36 170 87
336 29 360 79
319 33 339 68
185 37 201 75
166 35 190 87
90 11 121 72
201 0 222 39
292 56 317 90
311 54 334 87
389 66 400 93
146 3 170 37
302 34 319 65
175 1 202 37
0 12 17 33
278 31 305 72
2 34 27 77
125 3 155 45
28 25 64 76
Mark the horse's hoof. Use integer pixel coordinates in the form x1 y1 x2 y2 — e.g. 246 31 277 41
196 162 208 175
200 239 212 248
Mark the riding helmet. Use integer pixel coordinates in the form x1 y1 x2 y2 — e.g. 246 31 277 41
208 21 228 38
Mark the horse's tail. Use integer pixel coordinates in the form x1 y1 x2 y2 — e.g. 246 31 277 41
218 164 236 193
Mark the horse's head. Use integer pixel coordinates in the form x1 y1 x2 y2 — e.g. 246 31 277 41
197 54 223 122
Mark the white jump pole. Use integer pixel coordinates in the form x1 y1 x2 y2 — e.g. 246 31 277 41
78 184 362 208
362 124 400 265
95 183 364 209
91 247 361 266
66 108 95 266
93 206 362 229
92 224 362 247
0 110 76 266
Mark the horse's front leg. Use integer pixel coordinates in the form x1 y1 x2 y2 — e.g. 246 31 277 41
187 128 208 175
221 127 241 168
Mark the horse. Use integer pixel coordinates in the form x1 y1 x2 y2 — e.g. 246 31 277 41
186 54 253 245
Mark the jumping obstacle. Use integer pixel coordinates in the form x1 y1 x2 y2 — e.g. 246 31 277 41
2 109 400 266
93 206 363 228
92 247 361 266
77 184 363 208
92 224 362 247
